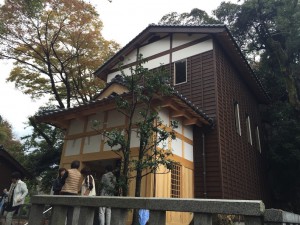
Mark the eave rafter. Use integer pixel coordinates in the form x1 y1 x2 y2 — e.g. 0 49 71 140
46 119 69 129
152 98 204 127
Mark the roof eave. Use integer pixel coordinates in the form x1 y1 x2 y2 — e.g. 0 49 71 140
94 25 227 80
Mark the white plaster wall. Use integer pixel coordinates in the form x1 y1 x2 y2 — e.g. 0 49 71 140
158 108 169 126
184 125 193 141
106 36 212 83
83 135 101 153
107 66 131 82
143 55 169 70
172 39 213 62
107 71 121 83
184 142 193 162
68 119 84 135
173 119 183 134
172 33 206 48
132 108 143 124
107 110 125 128
86 112 105 132
64 139 81 156
139 37 170 58
103 137 121 151
171 138 182 157
158 133 168 149
130 129 140 148
112 49 137 69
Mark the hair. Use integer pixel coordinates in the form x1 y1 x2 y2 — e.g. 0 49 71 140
105 165 113 172
58 168 66 177
11 171 21 180
80 167 91 176
71 160 80 169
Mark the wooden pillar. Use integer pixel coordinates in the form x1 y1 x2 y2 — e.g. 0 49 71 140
193 213 212 225
149 210 166 225
27 204 45 225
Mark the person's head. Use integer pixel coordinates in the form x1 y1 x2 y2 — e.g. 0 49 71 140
58 168 66 177
80 167 91 176
105 165 113 173
11 171 21 184
71 160 80 169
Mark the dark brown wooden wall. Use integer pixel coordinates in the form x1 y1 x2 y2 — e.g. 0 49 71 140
172 44 268 202
173 50 223 199
214 42 267 201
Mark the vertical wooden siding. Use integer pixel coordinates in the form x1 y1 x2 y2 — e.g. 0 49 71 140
173 46 268 202
214 43 267 201
173 50 223 199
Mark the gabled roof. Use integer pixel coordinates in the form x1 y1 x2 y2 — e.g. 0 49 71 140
0 145 31 178
36 76 214 128
94 24 270 103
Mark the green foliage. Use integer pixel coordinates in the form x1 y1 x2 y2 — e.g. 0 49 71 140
0 0 119 109
158 8 219 25
158 0 300 212
0 0 120 194
234 0 300 212
20 107 64 193
261 102 300 212
94 56 179 198
231 0 300 108
0 115 24 162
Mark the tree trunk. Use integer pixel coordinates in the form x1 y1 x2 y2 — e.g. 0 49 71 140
132 149 143 225
285 75 300 110
132 170 142 225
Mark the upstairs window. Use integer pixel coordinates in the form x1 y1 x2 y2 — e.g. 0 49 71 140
171 164 181 198
255 126 261 153
234 102 241 136
174 60 187 84
246 115 252 145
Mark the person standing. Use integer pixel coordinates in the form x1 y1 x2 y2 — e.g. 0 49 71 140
60 160 81 195
3 172 28 225
60 161 81 225
80 167 96 196
99 165 116 225
52 167 66 195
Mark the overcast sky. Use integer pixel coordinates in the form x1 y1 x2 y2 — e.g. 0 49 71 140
0 0 239 139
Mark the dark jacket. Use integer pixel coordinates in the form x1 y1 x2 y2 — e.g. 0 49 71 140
52 177 64 195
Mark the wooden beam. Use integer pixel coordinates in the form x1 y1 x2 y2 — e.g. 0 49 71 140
183 118 198 125
183 118 202 127
158 99 178 110
53 120 69 129
171 110 185 118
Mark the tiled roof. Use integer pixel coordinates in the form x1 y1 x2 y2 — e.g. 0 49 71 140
38 77 214 127
94 24 270 104
94 24 227 76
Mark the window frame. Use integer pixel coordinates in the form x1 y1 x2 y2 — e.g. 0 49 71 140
246 115 253 145
171 164 181 198
255 126 262 153
174 59 187 85
234 102 242 136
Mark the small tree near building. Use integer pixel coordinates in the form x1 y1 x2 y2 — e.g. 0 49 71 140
93 57 179 224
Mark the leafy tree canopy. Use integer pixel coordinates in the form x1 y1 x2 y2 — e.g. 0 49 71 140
21 108 64 193
0 115 24 162
94 57 178 199
0 0 120 109
158 8 218 25
159 0 300 212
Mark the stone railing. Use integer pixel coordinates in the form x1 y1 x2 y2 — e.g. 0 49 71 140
264 209 300 225
8 195 300 225
0 204 31 225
